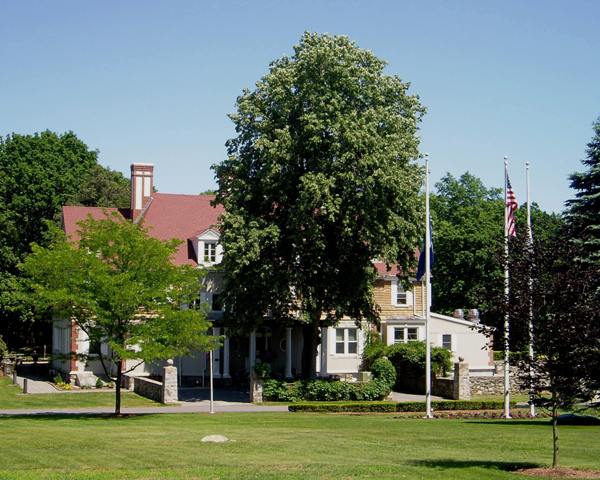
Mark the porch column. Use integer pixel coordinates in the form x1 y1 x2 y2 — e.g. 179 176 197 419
320 327 328 376
212 327 221 378
249 330 257 371
223 328 231 379
285 327 293 379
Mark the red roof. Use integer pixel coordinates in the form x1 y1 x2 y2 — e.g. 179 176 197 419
373 262 401 278
62 193 223 266
140 193 224 266
62 206 128 243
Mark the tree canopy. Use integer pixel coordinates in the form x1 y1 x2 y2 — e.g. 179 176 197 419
214 32 425 376
430 171 563 350
0 131 131 350
21 215 215 415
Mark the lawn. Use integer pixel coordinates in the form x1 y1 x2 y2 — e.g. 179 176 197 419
0 377 160 410
0 412 598 479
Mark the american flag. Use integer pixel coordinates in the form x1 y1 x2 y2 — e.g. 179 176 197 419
505 175 518 237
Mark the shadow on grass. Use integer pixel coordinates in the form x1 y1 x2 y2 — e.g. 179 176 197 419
409 459 540 472
0 412 158 421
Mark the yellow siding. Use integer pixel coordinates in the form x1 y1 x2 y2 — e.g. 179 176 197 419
374 279 426 318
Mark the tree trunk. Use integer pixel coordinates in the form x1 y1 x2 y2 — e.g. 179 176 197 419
552 406 559 468
115 359 123 416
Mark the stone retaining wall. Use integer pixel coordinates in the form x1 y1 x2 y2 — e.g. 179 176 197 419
127 360 178 404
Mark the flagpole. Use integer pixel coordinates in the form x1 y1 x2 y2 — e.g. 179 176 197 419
209 349 215 414
424 153 432 419
526 162 536 417
503 157 511 419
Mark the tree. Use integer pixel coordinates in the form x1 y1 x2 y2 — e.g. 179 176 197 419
0 131 132 350
69 163 131 208
214 32 425 377
517 118 600 468
518 236 597 468
430 172 563 350
21 215 216 415
0 131 98 349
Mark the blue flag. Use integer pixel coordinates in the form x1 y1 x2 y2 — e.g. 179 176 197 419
416 220 434 282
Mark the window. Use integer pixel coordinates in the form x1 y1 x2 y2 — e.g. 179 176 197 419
211 293 223 312
391 280 411 306
335 328 358 355
393 327 419 344
204 241 216 263
396 285 408 305
442 334 452 350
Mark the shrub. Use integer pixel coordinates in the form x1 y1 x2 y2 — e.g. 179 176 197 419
395 400 517 412
262 379 301 402
95 377 104 389
263 378 390 402
386 341 452 378
371 357 396 390
353 378 391 401
289 402 397 413
253 362 271 379
360 331 386 370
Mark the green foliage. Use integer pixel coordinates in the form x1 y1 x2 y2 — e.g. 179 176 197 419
262 378 390 402
0 336 7 359
21 215 217 414
95 377 104 389
69 163 131 208
0 131 133 349
394 400 516 412
386 341 452 378
288 402 397 413
288 400 517 413
360 330 386 371
213 33 425 376
253 362 271 379
371 357 396 389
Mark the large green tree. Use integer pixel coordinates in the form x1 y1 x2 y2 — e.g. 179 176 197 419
430 172 563 349
0 131 131 350
214 32 425 377
22 216 215 415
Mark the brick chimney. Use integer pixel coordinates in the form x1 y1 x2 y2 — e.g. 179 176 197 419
131 163 154 220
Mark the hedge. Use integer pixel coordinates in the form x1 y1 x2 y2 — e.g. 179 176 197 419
289 402 397 412
262 378 391 402
288 400 518 413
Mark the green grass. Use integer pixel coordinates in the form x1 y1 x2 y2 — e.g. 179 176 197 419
0 377 160 410
0 412 598 479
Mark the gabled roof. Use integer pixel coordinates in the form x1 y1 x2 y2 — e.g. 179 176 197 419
62 193 224 266
62 206 129 243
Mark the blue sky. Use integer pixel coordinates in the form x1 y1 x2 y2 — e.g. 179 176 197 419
1 1 599 212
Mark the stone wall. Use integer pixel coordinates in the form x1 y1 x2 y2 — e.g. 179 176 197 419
128 360 178 404
133 376 163 402
470 375 523 396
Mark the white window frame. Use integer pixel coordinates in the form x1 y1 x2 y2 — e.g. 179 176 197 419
334 327 358 355
393 326 420 344
391 279 413 307
204 241 216 263
441 334 453 351
197 229 223 266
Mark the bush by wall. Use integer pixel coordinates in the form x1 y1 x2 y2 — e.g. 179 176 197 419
289 402 397 412
360 331 386 371
262 378 391 402
371 357 396 390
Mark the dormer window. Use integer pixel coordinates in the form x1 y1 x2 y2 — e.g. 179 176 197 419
204 241 217 263
196 229 222 266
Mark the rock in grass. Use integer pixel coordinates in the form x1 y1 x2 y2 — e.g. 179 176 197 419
201 435 229 443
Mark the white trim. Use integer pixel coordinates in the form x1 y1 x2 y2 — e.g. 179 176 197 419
391 279 413 307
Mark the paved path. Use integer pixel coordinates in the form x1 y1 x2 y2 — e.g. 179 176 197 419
389 391 443 402
0 401 289 416
14 375 60 394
